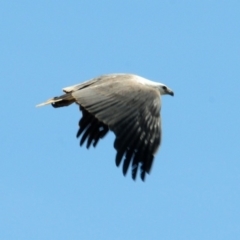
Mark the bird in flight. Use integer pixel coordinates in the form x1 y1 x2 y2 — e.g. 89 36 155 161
37 74 174 181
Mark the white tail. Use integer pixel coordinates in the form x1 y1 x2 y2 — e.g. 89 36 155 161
36 98 63 107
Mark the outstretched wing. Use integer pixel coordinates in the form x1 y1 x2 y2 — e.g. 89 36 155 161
72 76 162 181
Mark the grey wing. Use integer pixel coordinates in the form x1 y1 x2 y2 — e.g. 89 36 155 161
72 79 161 181
63 74 129 93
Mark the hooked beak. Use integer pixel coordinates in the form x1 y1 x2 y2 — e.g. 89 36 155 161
167 88 174 96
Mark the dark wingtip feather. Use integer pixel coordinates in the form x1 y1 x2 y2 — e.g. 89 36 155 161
140 170 146 181
122 148 134 176
131 164 138 180
115 150 124 167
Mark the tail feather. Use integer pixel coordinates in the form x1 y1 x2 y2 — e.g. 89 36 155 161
36 93 75 108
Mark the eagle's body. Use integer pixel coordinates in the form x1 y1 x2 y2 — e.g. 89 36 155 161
37 74 174 181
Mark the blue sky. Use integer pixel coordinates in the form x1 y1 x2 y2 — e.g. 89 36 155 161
1 1 240 239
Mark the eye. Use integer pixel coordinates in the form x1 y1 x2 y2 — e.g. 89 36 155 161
162 86 167 90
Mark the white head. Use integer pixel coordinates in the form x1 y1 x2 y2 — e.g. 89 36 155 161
158 83 174 96
131 74 174 97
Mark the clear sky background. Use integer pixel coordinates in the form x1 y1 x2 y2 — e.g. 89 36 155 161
1 1 240 239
